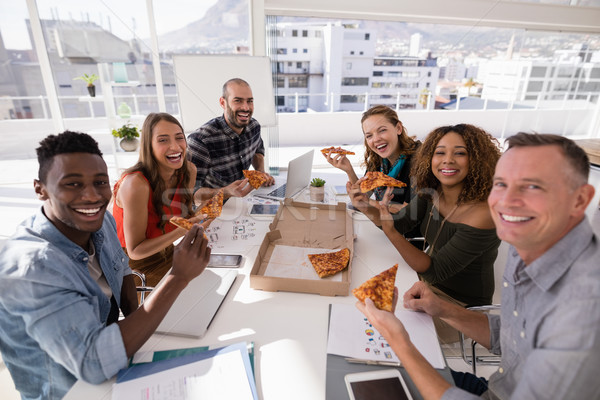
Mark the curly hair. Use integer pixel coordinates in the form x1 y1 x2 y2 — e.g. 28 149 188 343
361 105 418 172
36 131 103 183
412 124 501 203
117 113 193 231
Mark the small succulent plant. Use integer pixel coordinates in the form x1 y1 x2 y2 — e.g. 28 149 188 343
310 177 326 187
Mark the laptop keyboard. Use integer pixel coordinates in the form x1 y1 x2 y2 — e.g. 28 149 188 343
267 183 287 198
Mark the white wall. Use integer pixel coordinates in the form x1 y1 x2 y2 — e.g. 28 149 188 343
275 108 598 147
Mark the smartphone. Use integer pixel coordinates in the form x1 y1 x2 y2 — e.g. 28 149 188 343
207 254 243 268
345 369 413 400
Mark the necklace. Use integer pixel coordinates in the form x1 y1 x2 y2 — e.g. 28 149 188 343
422 196 459 256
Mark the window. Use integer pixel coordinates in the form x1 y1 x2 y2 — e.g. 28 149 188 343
341 95 365 103
359 51 364 55
289 76 308 88
373 71 383 76
288 62 293 66
365 33 370 40
527 81 543 92
297 62 302 68
293 48 298 53
303 49 308 53
346 63 353 70
342 77 369 86
277 77 285 88
277 96 285 106
350 51 355 55
292 30 298 37
277 48 287 55
302 30 308 37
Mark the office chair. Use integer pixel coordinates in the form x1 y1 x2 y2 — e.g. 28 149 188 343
132 270 154 305
458 305 501 375
458 241 510 374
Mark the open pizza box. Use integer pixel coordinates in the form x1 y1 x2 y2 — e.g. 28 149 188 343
249 199 354 296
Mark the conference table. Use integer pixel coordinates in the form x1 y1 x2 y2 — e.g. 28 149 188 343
65 192 447 400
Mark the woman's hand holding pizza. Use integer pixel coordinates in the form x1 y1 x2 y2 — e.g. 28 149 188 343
347 180 370 210
323 150 353 175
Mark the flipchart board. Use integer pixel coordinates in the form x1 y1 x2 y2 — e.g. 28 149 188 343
173 55 277 132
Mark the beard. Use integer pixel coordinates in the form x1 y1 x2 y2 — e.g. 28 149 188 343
225 103 252 131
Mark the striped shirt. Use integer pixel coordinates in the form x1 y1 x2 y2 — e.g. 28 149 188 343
187 115 265 189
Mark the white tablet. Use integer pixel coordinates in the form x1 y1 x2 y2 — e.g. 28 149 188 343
344 369 413 400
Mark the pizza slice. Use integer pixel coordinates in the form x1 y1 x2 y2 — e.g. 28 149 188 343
169 217 208 240
352 264 398 311
196 189 224 219
169 216 195 230
360 171 407 193
321 146 356 155
243 169 269 189
307 248 351 278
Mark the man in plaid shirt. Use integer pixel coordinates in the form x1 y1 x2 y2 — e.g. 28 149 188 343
188 78 274 202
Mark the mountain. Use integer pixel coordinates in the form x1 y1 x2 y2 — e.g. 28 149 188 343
157 0 248 53
155 1 588 58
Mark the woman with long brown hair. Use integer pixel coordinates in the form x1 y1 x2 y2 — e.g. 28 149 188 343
324 105 419 220
113 112 206 286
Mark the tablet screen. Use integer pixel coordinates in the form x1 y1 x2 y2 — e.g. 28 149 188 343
349 377 410 400
250 204 279 215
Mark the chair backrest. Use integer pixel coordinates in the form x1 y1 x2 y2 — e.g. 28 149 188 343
586 164 600 221
492 241 511 304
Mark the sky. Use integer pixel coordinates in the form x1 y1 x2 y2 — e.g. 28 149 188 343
0 0 219 49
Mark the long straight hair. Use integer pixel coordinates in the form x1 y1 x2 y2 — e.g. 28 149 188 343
120 113 193 230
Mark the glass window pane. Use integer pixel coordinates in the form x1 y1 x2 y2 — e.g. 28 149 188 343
0 1 48 119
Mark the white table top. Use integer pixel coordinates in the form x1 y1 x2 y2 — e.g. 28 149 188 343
65 196 419 400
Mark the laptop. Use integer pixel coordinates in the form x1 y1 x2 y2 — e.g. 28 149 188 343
155 268 237 338
253 150 314 201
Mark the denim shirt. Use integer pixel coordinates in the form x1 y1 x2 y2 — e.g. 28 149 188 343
443 217 600 400
0 208 131 400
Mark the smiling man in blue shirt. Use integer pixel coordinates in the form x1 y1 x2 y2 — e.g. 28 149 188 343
358 133 600 399
0 131 211 400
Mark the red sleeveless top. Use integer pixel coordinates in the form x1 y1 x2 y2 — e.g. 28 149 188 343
113 171 184 248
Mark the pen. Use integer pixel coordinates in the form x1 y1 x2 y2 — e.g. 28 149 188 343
344 357 401 367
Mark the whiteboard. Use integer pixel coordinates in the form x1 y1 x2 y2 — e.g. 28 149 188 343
173 55 277 132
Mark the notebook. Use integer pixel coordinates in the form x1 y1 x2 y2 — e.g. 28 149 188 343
253 150 314 201
155 268 237 338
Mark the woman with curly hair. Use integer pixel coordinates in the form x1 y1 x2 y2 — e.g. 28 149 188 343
113 112 207 287
352 124 501 306
324 105 419 217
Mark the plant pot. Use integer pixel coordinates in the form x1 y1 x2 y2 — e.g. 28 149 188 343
87 85 96 97
309 185 325 202
119 138 139 152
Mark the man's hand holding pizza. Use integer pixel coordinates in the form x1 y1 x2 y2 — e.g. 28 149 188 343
171 225 211 283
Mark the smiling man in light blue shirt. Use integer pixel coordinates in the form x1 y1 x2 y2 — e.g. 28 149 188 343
0 131 211 400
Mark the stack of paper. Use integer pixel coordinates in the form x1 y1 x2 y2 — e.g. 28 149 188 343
327 303 445 369
112 342 257 400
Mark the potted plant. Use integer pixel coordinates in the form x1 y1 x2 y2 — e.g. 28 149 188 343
112 124 140 152
73 73 99 97
309 177 326 202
